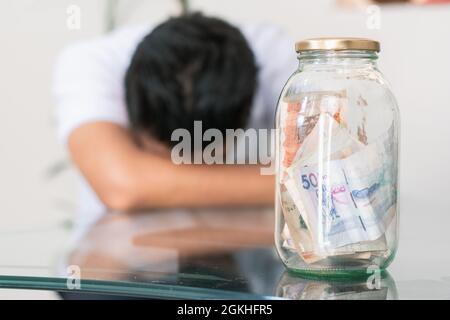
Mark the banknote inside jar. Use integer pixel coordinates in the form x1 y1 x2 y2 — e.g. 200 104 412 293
278 89 397 265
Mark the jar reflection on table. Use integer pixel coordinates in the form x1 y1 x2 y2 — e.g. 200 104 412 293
275 271 398 300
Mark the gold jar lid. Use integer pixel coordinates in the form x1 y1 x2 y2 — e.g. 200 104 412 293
295 37 380 53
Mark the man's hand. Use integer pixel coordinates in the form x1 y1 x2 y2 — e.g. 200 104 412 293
68 122 275 211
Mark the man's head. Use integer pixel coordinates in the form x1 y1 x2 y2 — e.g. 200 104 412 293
125 13 258 148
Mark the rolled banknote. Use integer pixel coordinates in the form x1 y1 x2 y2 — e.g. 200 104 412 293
281 116 390 262
280 90 348 171
292 111 363 166
280 186 326 264
284 113 364 253
280 91 366 262
282 102 301 168
285 114 397 254
282 175 387 262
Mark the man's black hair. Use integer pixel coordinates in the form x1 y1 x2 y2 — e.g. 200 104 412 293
125 13 258 147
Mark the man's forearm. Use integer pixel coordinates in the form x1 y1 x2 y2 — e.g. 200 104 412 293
132 153 275 209
69 122 274 211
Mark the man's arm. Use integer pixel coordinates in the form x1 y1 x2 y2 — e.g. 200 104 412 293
68 122 275 211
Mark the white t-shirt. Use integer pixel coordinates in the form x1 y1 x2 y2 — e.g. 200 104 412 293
52 22 297 240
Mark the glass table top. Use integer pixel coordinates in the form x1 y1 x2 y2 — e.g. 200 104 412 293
1 207 450 300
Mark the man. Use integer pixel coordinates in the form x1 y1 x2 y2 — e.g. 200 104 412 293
53 13 296 237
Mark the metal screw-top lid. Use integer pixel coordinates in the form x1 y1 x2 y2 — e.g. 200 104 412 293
295 37 380 53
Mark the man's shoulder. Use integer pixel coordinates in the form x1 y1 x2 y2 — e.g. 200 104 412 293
237 22 291 47
236 22 294 64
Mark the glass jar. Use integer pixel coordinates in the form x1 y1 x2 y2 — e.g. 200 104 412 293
275 38 399 276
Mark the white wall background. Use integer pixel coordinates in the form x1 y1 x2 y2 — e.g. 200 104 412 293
0 0 449 298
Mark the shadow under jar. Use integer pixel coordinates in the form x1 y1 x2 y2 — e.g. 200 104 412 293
275 38 399 277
